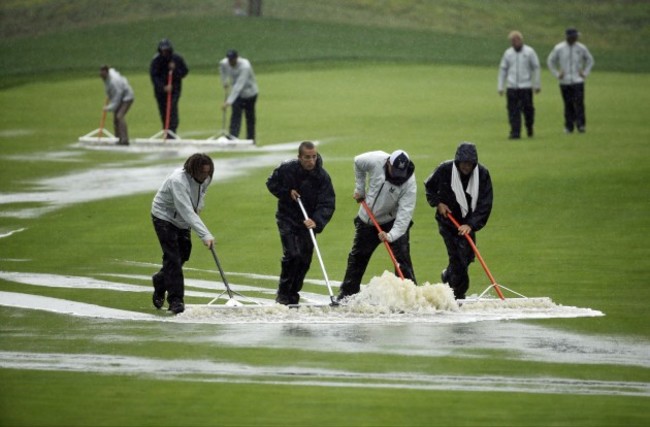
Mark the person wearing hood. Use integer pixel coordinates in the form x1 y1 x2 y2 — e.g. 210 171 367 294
424 142 493 300
547 28 594 134
266 141 336 305
337 150 417 301
151 153 215 314
149 38 189 136
99 65 134 145
497 31 541 139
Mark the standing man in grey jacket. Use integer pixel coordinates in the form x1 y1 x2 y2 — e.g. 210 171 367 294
497 31 541 139
219 49 259 142
99 65 134 145
337 150 417 301
151 153 215 314
547 28 595 134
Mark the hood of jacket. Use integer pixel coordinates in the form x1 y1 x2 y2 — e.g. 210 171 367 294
454 142 478 166
157 39 174 54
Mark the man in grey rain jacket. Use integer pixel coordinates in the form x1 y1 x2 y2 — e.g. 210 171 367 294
219 49 259 142
547 28 594 133
497 31 541 139
99 65 134 145
424 142 493 300
337 150 417 300
151 153 215 314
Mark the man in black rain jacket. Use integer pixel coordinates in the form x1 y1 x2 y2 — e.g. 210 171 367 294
424 142 493 299
266 141 336 305
149 39 189 136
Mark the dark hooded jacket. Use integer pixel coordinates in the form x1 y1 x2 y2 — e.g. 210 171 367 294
266 154 336 234
149 40 189 96
424 143 493 232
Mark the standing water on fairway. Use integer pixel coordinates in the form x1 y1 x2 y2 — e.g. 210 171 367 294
0 270 603 324
183 271 602 324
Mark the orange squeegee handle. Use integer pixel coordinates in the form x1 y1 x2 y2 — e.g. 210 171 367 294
360 200 404 279
99 97 108 133
447 213 505 300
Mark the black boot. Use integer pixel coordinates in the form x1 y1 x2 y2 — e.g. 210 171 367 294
168 300 185 314
152 273 165 309
275 293 292 305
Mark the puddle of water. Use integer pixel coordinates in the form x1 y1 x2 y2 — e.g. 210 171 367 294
0 269 638 373
0 142 299 219
0 350 647 397
0 267 647 398
0 228 26 239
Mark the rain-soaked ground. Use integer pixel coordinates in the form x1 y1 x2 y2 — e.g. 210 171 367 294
1 141 649 397
1 268 649 397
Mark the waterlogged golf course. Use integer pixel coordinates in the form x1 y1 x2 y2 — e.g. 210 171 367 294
1 1 649 426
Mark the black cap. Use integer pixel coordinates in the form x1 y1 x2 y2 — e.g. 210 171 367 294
226 49 238 59
566 28 579 37
389 150 410 178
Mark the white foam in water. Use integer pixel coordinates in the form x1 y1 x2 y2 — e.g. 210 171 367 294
181 272 459 323
182 271 603 324
343 271 459 313
0 269 603 324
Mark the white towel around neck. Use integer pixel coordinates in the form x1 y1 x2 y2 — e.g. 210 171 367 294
451 163 479 218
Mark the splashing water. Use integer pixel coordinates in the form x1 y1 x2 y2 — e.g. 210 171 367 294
181 272 462 323
181 270 603 324
343 271 459 313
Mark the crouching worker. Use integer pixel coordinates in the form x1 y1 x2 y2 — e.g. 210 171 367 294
424 142 493 300
151 153 216 314
266 141 336 305
337 150 417 301
99 65 134 145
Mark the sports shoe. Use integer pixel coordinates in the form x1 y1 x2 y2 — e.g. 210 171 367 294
152 291 165 309
577 126 586 133
275 293 292 305
440 269 450 284
289 293 300 305
152 273 165 309
336 291 353 303
168 300 185 314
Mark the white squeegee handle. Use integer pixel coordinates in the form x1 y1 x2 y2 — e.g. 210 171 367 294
297 196 338 305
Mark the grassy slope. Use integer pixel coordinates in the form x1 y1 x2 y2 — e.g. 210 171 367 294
1 0 649 88
3 0 649 51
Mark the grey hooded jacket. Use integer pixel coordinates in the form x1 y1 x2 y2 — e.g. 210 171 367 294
219 57 259 104
151 168 214 241
104 68 134 111
547 41 594 85
354 151 416 242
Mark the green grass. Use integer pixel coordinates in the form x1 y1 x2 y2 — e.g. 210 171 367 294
2 0 649 88
1 1 649 426
2 369 648 427
1 63 649 425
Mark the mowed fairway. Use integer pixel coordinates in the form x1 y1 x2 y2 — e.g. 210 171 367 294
0 59 649 425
